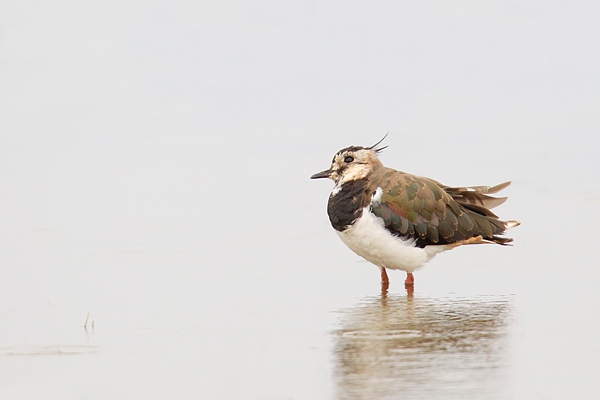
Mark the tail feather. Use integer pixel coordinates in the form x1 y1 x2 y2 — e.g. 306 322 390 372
444 181 512 210
491 236 514 245
459 205 520 247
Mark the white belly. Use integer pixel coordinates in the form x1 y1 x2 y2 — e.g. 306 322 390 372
336 207 449 273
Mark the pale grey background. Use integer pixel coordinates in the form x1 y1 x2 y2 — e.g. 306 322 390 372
1 1 599 399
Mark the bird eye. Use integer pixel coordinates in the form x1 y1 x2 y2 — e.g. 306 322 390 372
344 156 354 163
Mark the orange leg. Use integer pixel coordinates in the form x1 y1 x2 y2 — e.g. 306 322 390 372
404 272 414 296
381 268 389 291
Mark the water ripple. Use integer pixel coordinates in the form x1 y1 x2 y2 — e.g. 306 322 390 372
333 294 513 400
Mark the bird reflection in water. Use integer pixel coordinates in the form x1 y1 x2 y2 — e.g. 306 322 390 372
333 292 512 400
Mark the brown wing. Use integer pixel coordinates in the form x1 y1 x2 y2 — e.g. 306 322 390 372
370 169 514 247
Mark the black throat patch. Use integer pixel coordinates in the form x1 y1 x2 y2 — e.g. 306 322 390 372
327 178 372 231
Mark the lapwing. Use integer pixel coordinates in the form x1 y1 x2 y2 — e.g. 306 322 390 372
311 136 520 290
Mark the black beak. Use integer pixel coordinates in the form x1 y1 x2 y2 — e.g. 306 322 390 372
310 169 332 179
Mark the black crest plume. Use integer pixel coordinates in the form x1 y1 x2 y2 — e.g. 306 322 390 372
366 132 388 153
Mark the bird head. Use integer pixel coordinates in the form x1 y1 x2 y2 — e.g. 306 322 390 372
310 135 387 184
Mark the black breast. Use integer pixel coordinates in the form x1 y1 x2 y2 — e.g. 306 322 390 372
327 179 372 231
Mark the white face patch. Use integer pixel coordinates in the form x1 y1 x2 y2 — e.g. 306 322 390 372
329 148 382 185
339 164 372 183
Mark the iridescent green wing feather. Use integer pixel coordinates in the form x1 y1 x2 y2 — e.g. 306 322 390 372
370 169 508 247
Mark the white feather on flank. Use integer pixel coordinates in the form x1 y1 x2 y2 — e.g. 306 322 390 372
372 187 383 203
337 206 450 273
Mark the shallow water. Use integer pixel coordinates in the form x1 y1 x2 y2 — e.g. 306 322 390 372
334 294 512 400
1 179 599 399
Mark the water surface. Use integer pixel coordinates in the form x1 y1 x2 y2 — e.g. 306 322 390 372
334 294 512 399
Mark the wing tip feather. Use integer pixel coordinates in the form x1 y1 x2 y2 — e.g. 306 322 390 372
505 220 521 229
